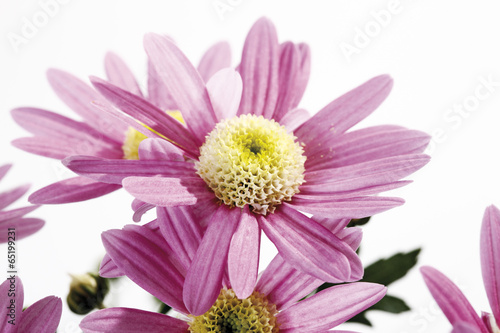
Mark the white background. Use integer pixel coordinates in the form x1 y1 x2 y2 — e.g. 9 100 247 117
1 0 500 332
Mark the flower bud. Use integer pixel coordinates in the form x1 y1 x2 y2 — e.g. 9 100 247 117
67 273 109 315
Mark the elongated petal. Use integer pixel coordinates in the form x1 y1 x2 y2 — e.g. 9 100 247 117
293 43 311 109
102 225 187 313
0 184 30 210
198 41 232 82
273 42 300 121
287 196 404 219
0 164 12 182
123 176 212 206
80 307 189 333
147 59 177 111
228 207 260 299
306 126 431 171
144 33 217 145
0 276 23 333
481 205 500 324
420 266 488 333
183 205 241 316
278 283 386 332
0 205 39 223
280 108 310 133
237 17 279 119
138 138 184 161
47 68 127 141
259 205 361 282
63 156 195 184
157 206 204 271
99 254 124 278
91 76 200 157
19 296 62 333
452 322 482 333
131 199 155 222
206 68 242 121
0 218 44 242
104 52 143 97
295 75 393 146
29 177 121 204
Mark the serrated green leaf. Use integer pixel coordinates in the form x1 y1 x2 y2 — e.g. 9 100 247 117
362 248 421 286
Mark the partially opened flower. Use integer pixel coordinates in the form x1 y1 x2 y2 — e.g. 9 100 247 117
11 42 231 205
80 220 385 332
0 277 62 332
64 18 430 314
421 205 500 333
0 164 44 242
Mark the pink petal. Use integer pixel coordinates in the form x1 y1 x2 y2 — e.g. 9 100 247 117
147 59 177 111
104 52 143 97
63 155 195 185
46 68 127 141
183 205 241 316
452 322 483 333
0 205 39 223
138 138 184 161
420 266 488 333
19 296 62 333
99 253 124 278
0 183 30 210
131 199 155 223
293 43 311 109
206 68 242 121
280 108 310 133
228 206 260 299
305 125 431 171
278 282 386 332
144 33 217 145
29 177 121 204
295 75 393 146
197 41 232 82
90 76 200 158
0 276 23 333
237 17 279 119
0 218 44 242
0 164 12 182
273 42 301 121
80 307 189 333
123 176 212 207
102 225 187 313
287 196 404 219
259 205 362 282
157 206 204 271
481 205 500 324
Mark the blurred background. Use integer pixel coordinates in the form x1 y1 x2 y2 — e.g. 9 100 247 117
1 0 500 332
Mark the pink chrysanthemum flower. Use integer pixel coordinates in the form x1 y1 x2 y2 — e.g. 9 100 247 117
0 164 44 242
421 205 500 333
11 42 231 204
80 218 386 332
64 18 429 314
0 277 62 332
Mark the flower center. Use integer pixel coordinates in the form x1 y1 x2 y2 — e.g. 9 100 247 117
122 110 184 160
189 288 279 333
195 115 306 215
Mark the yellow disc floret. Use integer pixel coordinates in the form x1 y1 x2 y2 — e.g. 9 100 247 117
189 288 279 333
196 114 306 215
121 110 185 160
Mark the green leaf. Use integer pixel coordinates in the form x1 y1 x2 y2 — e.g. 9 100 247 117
347 312 372 326
370 294 410 313
347 216 371 227
362 248 421 286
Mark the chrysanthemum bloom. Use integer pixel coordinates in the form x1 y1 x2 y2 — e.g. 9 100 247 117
0 164 44 242
11 42 231 204
421 205 500 333
0 277 62 332
80 219 386 332
64 18 430 315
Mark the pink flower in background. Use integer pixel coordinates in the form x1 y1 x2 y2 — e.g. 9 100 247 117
421 205 500 333
80 219 385 332
0 277 62 332
0 164 44 242
64 18 430 315
11 42 231 205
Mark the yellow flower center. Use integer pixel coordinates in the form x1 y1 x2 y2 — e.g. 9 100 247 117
196 115 306 215
189 288 279 333
122 110 184 160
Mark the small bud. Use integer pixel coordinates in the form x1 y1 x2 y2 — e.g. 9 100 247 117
67 273 109 315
